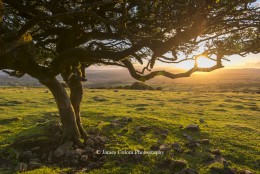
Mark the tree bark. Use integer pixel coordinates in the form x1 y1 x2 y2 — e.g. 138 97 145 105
65 75 88 139
40 77 81 144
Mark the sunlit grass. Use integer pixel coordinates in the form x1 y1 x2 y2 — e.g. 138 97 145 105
0 87 259 173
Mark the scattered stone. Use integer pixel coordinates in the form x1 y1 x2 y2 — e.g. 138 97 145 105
109 122 120 128
185 124 200 131
21 151 33 159
99 155 106 161
83 147 94 153
87 162 99 169
114 90 119 92
186 140 200 149
74 149 84 156
31 147 40 152
150 144 160 150
172 142 183 153
17 162 27 172
36 118 46 123
223 159 230 167
94 136 107 145
183 133 188 137
40 153 47 160
159 144 171 151
85 139 95 147
170 160 187 170
199 119 205 123
239 170 253 174
132 154 143 163
50 123 62 133
54 141 73 158
210 166 235 174
47 151 53 163
176 168 199 174
158 159 172 168
87 127 101 135
71 159 79 165
211 149 221 156
138 126 150 132
80 155 89 163
29 158 40 163
200 139 210 145
127 117 133 122
28 161 42 170
1 130 12 134
12 117 22 121
161 133 168 138
187 135 193 141
122 128 128 133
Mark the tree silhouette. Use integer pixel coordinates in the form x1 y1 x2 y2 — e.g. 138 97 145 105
0 0 259 144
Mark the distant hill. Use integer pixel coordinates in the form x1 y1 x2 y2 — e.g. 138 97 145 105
0 68 260 92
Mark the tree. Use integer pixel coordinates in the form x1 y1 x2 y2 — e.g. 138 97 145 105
0 0 259 144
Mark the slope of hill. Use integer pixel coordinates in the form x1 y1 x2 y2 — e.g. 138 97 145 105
0 68 259 92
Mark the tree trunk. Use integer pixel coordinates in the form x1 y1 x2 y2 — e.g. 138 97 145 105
65 75 88 139
40 77 81 144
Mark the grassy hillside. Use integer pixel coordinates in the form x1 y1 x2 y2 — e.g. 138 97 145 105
0 88 259 173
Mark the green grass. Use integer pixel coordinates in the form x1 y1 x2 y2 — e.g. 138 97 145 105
0 87 259 173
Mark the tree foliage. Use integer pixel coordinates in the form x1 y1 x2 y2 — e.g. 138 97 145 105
0 0 259 80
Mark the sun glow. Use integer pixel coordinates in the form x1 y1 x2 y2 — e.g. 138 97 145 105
196 56 216 68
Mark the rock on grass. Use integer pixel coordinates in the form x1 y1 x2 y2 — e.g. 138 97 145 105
185 124 200 131
54 141 73 158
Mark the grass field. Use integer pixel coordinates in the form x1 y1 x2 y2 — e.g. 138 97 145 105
0 87 259 173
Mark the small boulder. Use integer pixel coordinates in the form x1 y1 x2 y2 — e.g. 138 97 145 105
85 138 95 147
159 144 171 151
87 162 99 169
199 119 205 123
172 142 183 153
74 149 84 156
47 151 53 163
170 160 187 171
71 159 79 165
150 144 160 150
94 136 107 145
211 149 221 156
187 135 193 141
183 133 188 137
200 139 210 145
239 170 253 174
127 117 133 122
54 141 73 158
21 151 33 159
40 153 47 160
138 126 150 132
1 130 12 134
83 147 94 153
80 155 89 163
28 161 42 170
17 163 27 172
29 158 40 163
176 168 199 174
161 133 168 139
185 124 200 131
186 140 200 149
31 147 40 152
